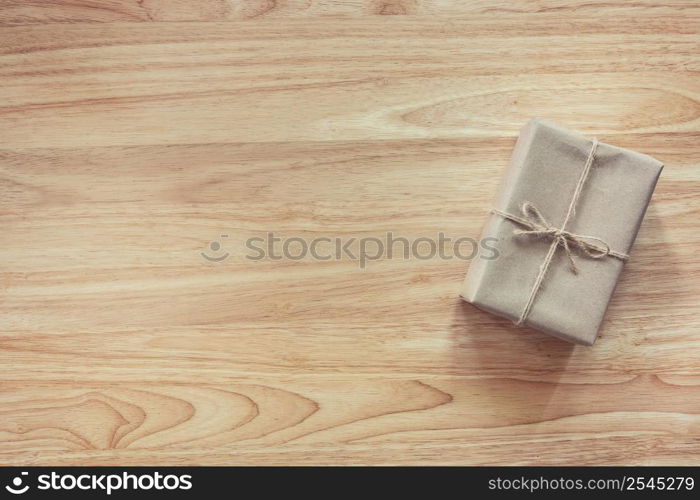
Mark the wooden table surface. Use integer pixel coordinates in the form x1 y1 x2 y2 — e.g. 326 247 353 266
1 1 699 466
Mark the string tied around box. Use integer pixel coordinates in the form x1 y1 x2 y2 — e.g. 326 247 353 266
491 139 629 326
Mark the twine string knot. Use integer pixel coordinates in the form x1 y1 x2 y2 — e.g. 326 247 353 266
501 201 614 275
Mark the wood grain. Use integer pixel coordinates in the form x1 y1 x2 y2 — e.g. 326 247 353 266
0 1 699 465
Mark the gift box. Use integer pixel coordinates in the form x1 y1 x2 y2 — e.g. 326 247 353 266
460 119 663 345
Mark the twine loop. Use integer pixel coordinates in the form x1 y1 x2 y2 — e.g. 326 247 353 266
494 201 620 275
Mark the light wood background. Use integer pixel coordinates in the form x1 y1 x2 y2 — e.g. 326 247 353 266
1 0 699 466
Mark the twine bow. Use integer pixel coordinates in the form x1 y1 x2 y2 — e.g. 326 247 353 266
491 138 629 326
493 202 627 275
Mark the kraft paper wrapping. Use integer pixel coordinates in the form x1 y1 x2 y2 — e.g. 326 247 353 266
461 119 663 345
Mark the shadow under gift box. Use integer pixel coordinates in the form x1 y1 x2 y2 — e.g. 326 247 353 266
460 118 663 345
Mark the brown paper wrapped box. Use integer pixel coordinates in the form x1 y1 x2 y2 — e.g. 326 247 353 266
460 119 663 345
